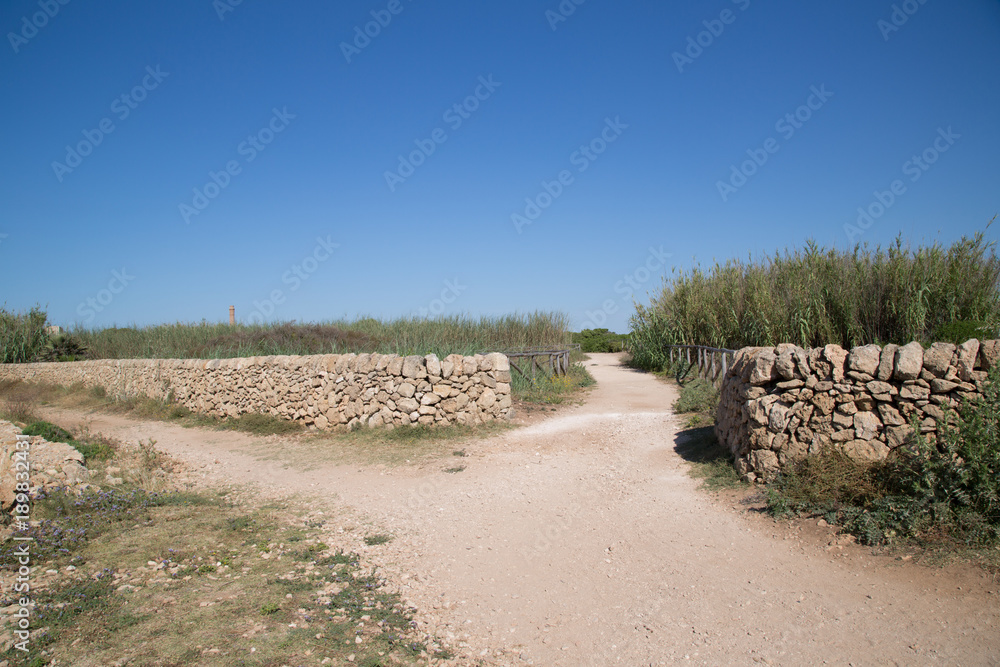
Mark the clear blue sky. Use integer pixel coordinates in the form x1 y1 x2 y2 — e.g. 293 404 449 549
2 0 998 333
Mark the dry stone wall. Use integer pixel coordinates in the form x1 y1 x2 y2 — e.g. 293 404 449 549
716 339 999 482
0 353 513 429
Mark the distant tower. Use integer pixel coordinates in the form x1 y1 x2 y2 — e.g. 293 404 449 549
229 305 235 325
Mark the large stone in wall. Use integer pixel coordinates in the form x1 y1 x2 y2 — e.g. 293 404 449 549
876 344 897 381
402 356 427 379
847 344 881 376
486 352 510 373
956 339 980 382
749 349 778 386
774 346 799 380
843 438 889 461
425 354 441 377
980 339 1000 372
894 341 924 380
823 344 848 382
749 449 780 482
853 411 882 441
922 342 956 378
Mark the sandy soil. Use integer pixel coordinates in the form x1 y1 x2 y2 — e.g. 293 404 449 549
41 353 1000 666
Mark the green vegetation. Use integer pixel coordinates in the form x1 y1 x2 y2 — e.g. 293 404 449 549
934 320 995 345
0 306 48 363
41 331 89 362
671 377 740 489
0 307 90 364
511 362 596 404
71 312 571 360
19 420 116 461
672 377 718 416
572 328 628 353
768 366 1000 563
629 232 1000 371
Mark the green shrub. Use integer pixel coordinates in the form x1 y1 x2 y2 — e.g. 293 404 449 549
21 420 75 444
673 378 718 414
934 320 996 345
0 306 49 363
41 332 89 362
21 421 115 461
572 328 628 353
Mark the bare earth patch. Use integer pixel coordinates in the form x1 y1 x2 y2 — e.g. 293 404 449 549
23 353 1000 665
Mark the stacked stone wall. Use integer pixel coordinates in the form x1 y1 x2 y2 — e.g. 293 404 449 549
0 352 513 429
715 339 999 481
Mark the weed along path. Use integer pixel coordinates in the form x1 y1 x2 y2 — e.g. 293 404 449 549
42 353 999 665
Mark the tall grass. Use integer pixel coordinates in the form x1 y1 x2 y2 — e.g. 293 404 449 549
0 306 48 363
629 233 1000 371
72 312 571 360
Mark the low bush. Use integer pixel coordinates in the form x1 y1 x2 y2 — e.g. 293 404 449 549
673 378 718 415
41 332 89 362
21 421 116 461
934 320 996 345
512 363 595 404
572 328 628 353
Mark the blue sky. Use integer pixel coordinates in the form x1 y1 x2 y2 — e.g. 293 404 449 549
2 0 998 333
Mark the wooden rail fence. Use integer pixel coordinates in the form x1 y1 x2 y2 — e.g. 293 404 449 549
666 344 736 386
501 344 580 380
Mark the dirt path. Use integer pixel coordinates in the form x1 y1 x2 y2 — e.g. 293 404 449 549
42 353 999 665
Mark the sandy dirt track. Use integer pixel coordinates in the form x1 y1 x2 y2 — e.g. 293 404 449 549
44 353 999 666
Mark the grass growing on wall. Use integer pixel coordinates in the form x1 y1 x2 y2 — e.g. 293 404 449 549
628 232 1000 372
69 312 572 361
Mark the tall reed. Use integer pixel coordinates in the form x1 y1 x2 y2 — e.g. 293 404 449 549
0 306 49 363
629 233 1000 371
72 312 572 360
